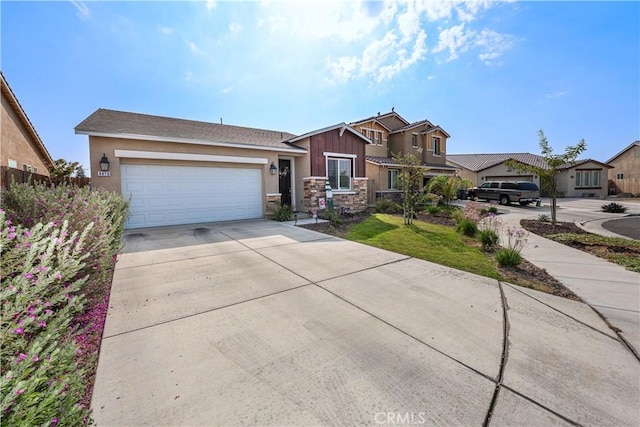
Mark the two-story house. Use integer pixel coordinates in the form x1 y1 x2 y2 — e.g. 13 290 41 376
350 109 457 202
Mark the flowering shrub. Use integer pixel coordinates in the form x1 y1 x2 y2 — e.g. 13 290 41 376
1 184 128 425
478 214 503 251
495 227 529 267
1 214 91 425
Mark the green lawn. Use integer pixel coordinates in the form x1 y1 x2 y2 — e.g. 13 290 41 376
346 214 502 280
549 233 640 273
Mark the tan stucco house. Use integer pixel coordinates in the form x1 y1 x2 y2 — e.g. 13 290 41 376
447 153 546 188
350 109 457 202
1 72 54 184
75 109 369 228
448 153 612 198
606 141 640 196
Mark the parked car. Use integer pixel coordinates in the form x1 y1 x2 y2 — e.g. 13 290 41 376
467 181 541 206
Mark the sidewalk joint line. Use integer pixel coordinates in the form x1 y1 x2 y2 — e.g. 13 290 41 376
503 283 620 341
500 386 584 426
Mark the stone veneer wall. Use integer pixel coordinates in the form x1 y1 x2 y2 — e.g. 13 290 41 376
265 193 282 217
303 177 368 214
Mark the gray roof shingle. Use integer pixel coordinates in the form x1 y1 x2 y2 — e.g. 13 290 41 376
75 108 302 150
447 153 549 172
366 155 458 169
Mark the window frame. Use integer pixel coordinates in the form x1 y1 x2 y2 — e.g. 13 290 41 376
388 169 399 190
575 171 582 187
411 133 418 148
432 137 441 156
326 156 355 191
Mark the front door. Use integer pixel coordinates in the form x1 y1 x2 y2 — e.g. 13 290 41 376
278 159 292 206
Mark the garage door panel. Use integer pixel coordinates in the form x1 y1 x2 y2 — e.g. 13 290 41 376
121 164 263 228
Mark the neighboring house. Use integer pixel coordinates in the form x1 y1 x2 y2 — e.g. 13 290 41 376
447 153 612 198
606 141 640 196
446 153 547 189
1 72 54 183
350 109 457 202
556 159 612 198
75 109 368 229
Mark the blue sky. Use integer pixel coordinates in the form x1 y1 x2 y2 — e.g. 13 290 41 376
2 1 638 174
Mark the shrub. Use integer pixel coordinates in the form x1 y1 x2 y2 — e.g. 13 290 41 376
601 202 627 213
456 219 478 237
495 247 523 267
320 209 343 227
495 227 528 267
273 204 293 221
1 214 93 426
488 206 499 214
478 229 500 250
375 199 401 214
426 205 441 215
538 214 551 222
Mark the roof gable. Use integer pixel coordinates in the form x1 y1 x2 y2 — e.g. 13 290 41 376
75 108 305 152
287 123 371 144
606 141 640 164
558 159 613 170
350 110 410 131
1 72 54 168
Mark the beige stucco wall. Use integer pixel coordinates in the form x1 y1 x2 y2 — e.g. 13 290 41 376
1 92 50 176
557 162 609 198
89 135 305 212
608 145 640 195
292 138 311 209
423 129 448 166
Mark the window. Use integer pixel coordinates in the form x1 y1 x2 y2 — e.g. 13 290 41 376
432 137 441 155
376 131 382 145
412 134 418 147
584 171 590 187
23 164 32 172
7 159 17 169
388 170 399 190
327 158 352 191
575 171 582 187
617 173 624 179
33 167 38 174
592 171 600 187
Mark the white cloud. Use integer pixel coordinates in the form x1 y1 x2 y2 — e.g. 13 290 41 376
474 29 515 65
206 0 216 12
158 26 173 35
221 85 234 94
69 0 90 19
433 24 474 61
185 71 192 81
229 22 242 34
546 91 568 99
186 41 201 55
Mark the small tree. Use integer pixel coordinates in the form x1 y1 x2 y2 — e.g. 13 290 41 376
49 158 79 184
393 149 426 225
505 130 586 224
428 175 473 208
75 165 86 178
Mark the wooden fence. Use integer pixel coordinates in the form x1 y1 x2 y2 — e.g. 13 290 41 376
0 166 91 190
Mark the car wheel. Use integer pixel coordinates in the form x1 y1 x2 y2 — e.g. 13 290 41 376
499 195 510 205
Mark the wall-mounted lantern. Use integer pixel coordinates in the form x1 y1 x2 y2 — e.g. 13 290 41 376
99 153 110 171
270 162 277 175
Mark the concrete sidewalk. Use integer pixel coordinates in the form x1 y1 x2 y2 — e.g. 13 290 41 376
91 220 639 426
500 212 640 356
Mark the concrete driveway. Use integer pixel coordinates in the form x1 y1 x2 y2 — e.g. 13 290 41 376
91 220 639 426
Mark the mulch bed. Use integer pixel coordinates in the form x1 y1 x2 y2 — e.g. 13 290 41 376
299 210 582 301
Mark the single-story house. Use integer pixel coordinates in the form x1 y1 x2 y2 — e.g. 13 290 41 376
606 141 640 196
556 159 613 198
350 109 457 203
1 72 54 183
446 153 546 189
75 109 369 229
447 152 612 198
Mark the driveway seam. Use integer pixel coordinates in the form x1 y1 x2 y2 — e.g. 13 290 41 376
590 304 640 313
483 281 510 427
101 282 314 340
500 386 583 426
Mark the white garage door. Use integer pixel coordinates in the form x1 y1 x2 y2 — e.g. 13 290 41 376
121 164 263 228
